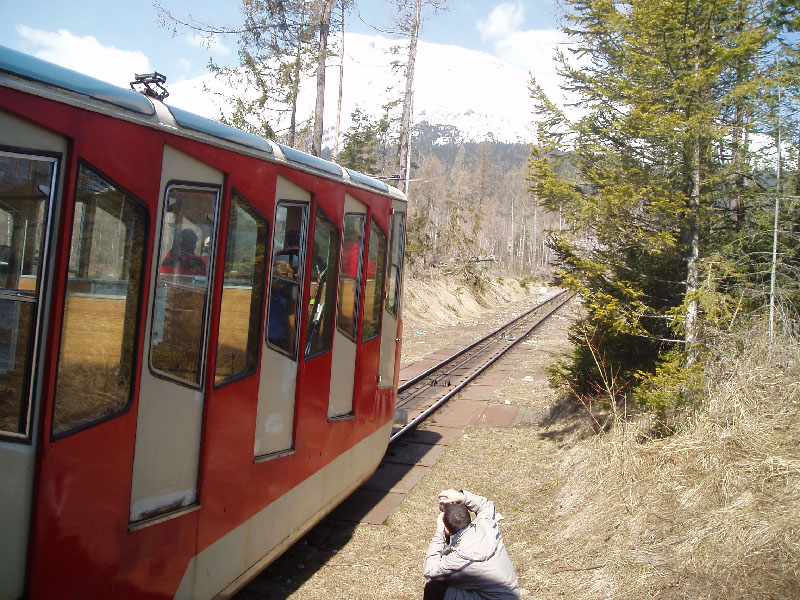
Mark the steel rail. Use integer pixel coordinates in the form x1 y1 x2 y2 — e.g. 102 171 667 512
398 289 570 395
390 291 574 444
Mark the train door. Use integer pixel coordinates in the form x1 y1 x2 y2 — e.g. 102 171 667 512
0 110 62 600
129 145 221 523
328 196 366 418
379 207 405 389
254 176 309 458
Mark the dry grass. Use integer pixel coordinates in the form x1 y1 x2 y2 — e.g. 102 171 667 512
238 283 800 600
545 324 800 599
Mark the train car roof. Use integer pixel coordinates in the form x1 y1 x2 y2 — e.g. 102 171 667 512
168 104 274 154
0 44 155 116
0 44 406 202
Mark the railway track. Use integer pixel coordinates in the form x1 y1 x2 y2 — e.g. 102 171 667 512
390 290 575 443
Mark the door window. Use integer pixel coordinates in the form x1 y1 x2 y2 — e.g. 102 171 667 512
215 192 268 385
362 219 387 342
150 185 218 387
266 202 307 359
0 150 56 440
337 214 365 341
386 212 405 317
305 208 339 358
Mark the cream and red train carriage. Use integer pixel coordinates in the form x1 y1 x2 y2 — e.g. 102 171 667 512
0 45 406 600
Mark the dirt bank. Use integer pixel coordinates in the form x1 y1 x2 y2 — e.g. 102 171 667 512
400 275 554 365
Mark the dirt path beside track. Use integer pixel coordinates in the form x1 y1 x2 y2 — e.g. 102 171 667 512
237 282 588 599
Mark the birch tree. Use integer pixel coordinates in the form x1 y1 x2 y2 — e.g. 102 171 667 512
387 0 446 193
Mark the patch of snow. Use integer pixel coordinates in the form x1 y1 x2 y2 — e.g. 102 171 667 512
167 32 536 145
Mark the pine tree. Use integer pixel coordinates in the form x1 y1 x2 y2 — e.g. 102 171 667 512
338 107 386 174
157 0 340 152
529 0 796 412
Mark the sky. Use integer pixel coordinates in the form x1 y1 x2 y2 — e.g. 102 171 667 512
1 0 564 90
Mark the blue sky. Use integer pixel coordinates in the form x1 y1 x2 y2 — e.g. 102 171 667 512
1 1 561 88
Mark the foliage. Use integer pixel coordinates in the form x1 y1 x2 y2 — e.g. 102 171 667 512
338 107 388 173
531 0 799 416
633 347 704 424
158 0 340 150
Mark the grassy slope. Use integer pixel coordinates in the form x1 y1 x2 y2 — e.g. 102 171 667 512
238 278 800 599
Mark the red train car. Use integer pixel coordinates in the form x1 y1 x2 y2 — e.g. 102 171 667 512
0 45 406 599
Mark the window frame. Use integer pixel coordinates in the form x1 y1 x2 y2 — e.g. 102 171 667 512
264 200 308 360
213 189 269 388
51 160 150 440
336 212 366 343
304 205 340 361
148 181 220 389
0 146 60 444
361 217 388 343
386 211 405 318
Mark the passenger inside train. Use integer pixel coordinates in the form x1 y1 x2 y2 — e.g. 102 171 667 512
160 228 207 275
267 259 296 352
273 229 301 275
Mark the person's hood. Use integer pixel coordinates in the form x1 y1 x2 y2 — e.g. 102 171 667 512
448 518 502 563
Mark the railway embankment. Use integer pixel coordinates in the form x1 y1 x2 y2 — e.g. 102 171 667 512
400 274 553 366
238 275 800 600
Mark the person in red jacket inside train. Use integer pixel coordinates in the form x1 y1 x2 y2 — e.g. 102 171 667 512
423 489 520 600
160 228 207 276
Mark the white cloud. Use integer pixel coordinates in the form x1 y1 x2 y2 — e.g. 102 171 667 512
477 2 526 41
474 2 574 109
15 25 151 87
476 2 564 73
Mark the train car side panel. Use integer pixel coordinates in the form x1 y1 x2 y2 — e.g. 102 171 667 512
0 107 67 600
129 144 222 523
0 47 407 600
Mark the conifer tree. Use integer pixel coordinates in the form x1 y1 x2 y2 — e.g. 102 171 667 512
529 0 796 411
157 0 340 153
338 107 387 174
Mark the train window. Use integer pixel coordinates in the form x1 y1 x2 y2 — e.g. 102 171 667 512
266 202 307 359
52 163 147 437
0 150 56 440
362 219 387 341
305 208 339 358
337 214 365 341
386 212 405 317
150 184 218 387
215 192 268 385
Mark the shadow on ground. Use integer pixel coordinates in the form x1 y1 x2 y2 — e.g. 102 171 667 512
537 393 608 445
234 428 444 599
234 518 358 600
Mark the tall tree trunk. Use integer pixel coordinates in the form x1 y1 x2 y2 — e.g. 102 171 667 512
312 0 334 157
397 0 421 194
531 194 539 274
332 1 345 162
685 134 701 367
289 42 302 147
769 91 782 350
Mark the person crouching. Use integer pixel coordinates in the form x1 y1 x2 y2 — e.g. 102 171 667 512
423 489 520 600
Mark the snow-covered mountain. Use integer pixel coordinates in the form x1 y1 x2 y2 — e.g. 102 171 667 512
167 33 536 145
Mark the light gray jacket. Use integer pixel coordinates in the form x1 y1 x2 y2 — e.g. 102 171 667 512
423 491 520 600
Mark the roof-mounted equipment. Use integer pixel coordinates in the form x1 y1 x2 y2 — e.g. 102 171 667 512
130 72 169 101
